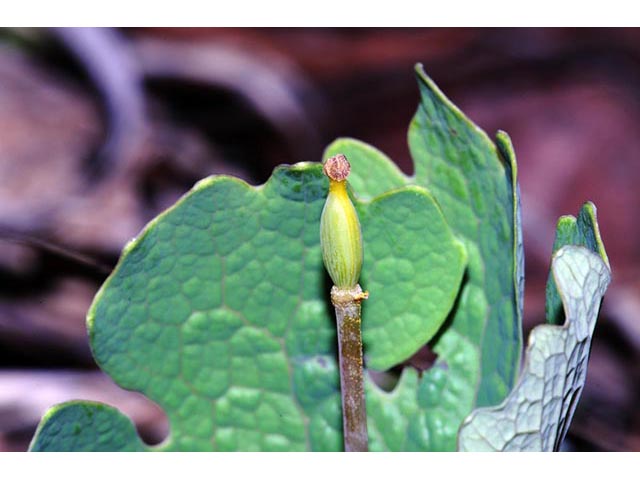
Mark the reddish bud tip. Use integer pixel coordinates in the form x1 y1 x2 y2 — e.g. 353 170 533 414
323 154 351 182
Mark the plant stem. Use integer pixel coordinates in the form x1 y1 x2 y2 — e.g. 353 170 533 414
331 284 369 452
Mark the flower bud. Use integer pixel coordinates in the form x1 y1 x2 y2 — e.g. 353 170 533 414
320 154 363 289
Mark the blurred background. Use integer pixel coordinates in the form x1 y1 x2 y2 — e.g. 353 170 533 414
0 27 638 451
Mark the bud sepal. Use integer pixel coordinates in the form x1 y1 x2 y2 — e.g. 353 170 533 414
320 154 364 289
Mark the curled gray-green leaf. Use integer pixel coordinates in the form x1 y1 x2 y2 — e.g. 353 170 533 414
546 202 609 325
457 246 611 451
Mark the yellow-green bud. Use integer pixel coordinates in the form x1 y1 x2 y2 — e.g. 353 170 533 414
320 154 363 289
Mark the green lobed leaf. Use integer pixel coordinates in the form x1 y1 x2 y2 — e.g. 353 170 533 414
457 246 611 451
357 186 467 369
30 64 521 451
409 69 522 407
30 162 465 451
30 401 145 452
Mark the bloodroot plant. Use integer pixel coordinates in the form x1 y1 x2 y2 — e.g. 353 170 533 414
30 65 610 452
